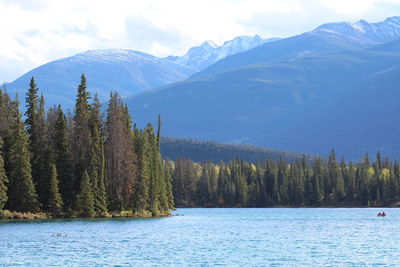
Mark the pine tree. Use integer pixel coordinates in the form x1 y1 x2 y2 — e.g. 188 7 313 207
132 130 150 212
164 161 175 209
7 97 39 212
25 80 50 207
344 161 356 202
89 95 107 215
358 155 371 206
311 158 323 206
0 137 8 210
53 106 75 209
0 89 14 149
172 158 185 206
217 164 229 206
292 162 305 206
264 160 279 205
198 164 211 205
277 157 289 204
33 95 50 208
335 173 346 202
147 123 162 214
256 167 266 206
48 163 63 215
156 114 161 148
304 175 313 206
155 118 169 212
73 74 91 196
376 151 382 170
0 90 14 205
78 170 95 217
25 77 39 138
105 92 137 210
334 156 346 202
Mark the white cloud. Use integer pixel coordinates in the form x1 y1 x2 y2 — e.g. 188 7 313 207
0 0 399 83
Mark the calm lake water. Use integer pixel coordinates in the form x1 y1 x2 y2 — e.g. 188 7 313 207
1 208 400 266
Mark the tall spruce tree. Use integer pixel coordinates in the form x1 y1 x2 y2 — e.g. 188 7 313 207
147 123 161 214
155 118 169 212
89 94 108 215
277 157 289 204
132 129 150 212
164 161 175 209
311 158 323 206
48 163 63 215
73 74 92 197
25 80 49 207
217 164 229 206
53 106 75 209
7 97 39 212
78 170 95 217
34 95 50 208
265 159 279 205
358 155 371 205
25 77 39 138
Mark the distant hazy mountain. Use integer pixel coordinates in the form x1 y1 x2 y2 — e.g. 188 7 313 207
5 49 196 109
125 39 400 160
165 35 280 71
4 35 277 109
195 16 400 77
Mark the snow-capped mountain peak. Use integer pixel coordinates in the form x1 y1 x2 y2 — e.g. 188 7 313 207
168 35 278 71
313 16 400 44
201 40 218 49
384 16 400 25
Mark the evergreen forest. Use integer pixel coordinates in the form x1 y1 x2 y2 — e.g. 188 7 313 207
0 75 173 218
171 152 400 208
1 76 400 219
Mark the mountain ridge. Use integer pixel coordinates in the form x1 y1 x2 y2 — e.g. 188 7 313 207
4 35 276 109
193 16 400 78
166 35 280 71
124 39 400 160
4 49 196 109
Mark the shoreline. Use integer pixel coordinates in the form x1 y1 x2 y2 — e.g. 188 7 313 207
174 204 400 209
3 206 399 221
0 210 172 221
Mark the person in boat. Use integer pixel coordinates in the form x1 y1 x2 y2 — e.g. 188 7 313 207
382 212 387 216
377 212 382 216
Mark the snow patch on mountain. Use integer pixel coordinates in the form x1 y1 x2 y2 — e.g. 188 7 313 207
69 49 162 64
5 48 197 109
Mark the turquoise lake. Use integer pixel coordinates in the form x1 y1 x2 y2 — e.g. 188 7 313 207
1 208 400 266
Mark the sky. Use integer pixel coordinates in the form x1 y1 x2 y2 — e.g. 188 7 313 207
1 0 400 84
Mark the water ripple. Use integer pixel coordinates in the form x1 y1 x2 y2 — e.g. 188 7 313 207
1 208 400 266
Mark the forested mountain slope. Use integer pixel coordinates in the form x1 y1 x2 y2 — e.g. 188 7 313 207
126 39 400 160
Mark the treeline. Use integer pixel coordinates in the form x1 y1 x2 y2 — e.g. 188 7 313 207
161 137 308 164
0 75 173 218
172 151 400 207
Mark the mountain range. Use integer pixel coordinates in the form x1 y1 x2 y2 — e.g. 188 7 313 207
4 35 271 109
195 16 400 77
165 35 280 71
4 49 196 108
3 16 400 160
125 17 400 160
